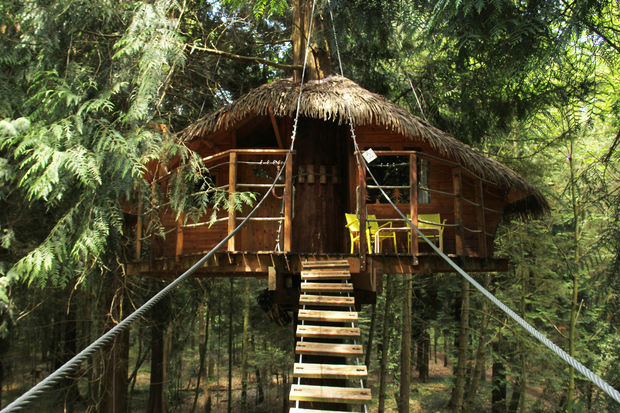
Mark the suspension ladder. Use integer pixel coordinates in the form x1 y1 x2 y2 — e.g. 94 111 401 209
290 259 371 412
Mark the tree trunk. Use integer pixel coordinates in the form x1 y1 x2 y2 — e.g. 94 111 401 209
567 137 581 408
61 300 80 412
191 292 211 413
100 269 129 413
463 274 490 413
444 331 449 367
291 0 331 81
491 335 506 413
434 327 438 364
378 275 394 413
146 296 170 413
240 278 251 412
365 301 377 370
227 278 234 413
451 277 470 412
399 273 412 413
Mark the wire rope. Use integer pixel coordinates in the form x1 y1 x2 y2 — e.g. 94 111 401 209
2 0 320 410
326 0 620 405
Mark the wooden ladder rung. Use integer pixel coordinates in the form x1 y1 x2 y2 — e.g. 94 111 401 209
301 282 353 292
297 325 360 338
289 384 371 404
302 260 350 269
293 363 368 379
298 309 358 322
289 409 362 413
296 342 363 357
299 295 355 307
301 271 350 280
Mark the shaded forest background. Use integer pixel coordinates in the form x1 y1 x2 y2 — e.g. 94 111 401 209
0 0 618 412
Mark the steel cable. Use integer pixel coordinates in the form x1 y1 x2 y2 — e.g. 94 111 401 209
2 0 320 408
326 0 620 404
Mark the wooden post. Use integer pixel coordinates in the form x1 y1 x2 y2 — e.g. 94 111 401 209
409 154 419 259
135 198 142 260
228 151 237 251
175 212 184 263
357 153 367 259
475 180 487 257
452 167 465 256
284 153 294 252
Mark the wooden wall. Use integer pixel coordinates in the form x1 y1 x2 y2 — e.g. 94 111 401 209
151 118 511 259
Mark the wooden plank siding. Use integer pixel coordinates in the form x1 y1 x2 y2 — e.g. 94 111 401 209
148 122 509 260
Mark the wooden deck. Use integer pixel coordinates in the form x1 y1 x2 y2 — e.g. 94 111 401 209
126 251 507 305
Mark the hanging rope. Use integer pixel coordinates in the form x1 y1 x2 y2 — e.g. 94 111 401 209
2 1 320 410
326 0 620 405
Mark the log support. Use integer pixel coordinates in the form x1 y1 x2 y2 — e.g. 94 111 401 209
228 152 238 251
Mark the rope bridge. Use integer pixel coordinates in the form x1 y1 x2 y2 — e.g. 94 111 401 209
3 0 619 410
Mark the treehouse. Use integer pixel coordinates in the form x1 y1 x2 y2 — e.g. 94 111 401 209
127 75 547 305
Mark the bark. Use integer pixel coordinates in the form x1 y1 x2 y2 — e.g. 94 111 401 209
399 273 413 413
61 301 80 411
451 277 470 412
444 331 449 367
227 278 234 413
463 274 490 413
434 327 438 364
378 275 394 413
291 0 331 81
146 296 170 413
191 294 211 413
240 278 251 412
100 270 129 413
507 379 523 413
365 301 377 370
567 137 581 407
281 373 288 413
491 335 507 413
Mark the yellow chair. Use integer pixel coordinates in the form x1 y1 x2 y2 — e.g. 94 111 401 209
345 213 398 253
407 213 446 251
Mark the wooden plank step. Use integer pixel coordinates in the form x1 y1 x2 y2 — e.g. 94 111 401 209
301 271 350 280
289 409 361 413
296 342 363 357
301 282 353 292
297 325 360 338
293 363 368 379
298 309 358 322
299 295 355 307
289 384 371 404
302 260 350 269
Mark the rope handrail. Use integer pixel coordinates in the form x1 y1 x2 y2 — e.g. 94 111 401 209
358 114 620 408
327 0 620 403
2 1 318 408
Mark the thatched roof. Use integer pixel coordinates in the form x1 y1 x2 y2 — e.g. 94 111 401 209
180 75 548 215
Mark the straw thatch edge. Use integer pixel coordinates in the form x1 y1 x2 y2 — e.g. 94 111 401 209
180 75 548 215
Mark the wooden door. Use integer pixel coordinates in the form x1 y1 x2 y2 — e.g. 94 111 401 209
292 119 348 253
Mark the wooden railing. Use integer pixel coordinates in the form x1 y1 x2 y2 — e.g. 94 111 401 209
163 149 294 259
363 150 503 257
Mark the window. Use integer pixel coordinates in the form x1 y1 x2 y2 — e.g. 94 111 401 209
365 154 431 204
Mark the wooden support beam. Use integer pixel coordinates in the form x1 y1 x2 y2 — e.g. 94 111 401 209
307 164 315 183
268 266 277 291
452 167 465 256
475 180 487 257
268 106 284 149
357 153 367 262
227 151 237 251
409 154 419 260
284 152 294 252
175 212 184 263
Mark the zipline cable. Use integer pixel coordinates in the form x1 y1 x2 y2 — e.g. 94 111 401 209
1 0 319 409
326 0 620 405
